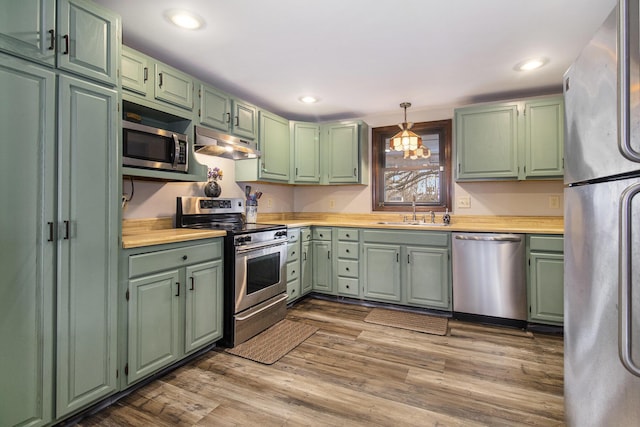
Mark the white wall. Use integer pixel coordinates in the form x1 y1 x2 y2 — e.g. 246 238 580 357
123 99 565 219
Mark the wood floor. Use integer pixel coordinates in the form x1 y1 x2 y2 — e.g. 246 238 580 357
78 298 564 426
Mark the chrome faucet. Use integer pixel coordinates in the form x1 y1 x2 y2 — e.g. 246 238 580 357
412 196 417 221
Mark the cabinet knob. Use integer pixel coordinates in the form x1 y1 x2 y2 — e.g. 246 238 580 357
346 285 350 289
346 249 350 253
345 267 350 271
182 255 188 260
346 234 350 238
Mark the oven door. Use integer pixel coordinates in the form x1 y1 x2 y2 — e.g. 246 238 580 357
234 240 287 313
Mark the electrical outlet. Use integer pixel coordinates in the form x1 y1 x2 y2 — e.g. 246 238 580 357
267 198 273 208
329 199 336 209
549 195 560 209
457 196 471 208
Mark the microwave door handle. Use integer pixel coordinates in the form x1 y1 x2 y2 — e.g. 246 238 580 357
171 133 180 167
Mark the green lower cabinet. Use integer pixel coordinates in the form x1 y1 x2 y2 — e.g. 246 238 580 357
184 261 223 353
405 246 451 310
300 241 313 295
124 240 224 386
127 270 181 383
527 235 564 325
312 240 334 294
362 243 402 303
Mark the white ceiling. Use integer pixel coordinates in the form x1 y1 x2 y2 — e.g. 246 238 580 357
95 0 617 121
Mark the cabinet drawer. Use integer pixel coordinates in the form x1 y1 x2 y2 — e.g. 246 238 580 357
529 235 564 252
287 243 299 262
287 278 301 302
287 262 300 281
337 277 359 296
129 241 221 278
337 259 359 278
301 228 312 242
312 227 332 241
337 242 359 260
337 228 359 241
287 228 300 243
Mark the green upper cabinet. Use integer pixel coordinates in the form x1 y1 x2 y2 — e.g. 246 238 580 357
154 62 193 110
292 121 321 183
56 74 119 418
455 103 519 180
0 53 55 427
455 95 564 181
198 84 231 131
0 0 56 66
121 46 193 115
0 0 120 86
527 235 564 326
233 99 257 140
523 97 565 178
324 122 362 184
121 47 149 95
57 0 120 86
258 110 290 181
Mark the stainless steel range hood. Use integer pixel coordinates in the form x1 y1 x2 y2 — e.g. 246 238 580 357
194 126 261 160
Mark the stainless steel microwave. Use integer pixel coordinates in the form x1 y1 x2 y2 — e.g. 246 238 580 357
122 121 189 173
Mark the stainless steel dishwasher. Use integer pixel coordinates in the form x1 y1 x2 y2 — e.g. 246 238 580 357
452 233 527 322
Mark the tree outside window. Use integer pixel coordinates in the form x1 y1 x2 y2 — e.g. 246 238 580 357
372 120 452 212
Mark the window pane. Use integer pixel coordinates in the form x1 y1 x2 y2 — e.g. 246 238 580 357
383 132 442 205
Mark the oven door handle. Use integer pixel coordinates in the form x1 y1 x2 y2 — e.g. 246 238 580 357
235 293 288 321
235 240 287 254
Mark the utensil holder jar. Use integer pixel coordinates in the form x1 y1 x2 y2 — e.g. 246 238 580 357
246 201 258 223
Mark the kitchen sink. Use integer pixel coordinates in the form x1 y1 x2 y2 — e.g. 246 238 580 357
375 221 449 227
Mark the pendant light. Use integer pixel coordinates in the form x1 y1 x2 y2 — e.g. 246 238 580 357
390 102 431 160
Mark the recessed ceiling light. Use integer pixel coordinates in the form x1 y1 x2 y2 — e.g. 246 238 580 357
514 58 548 71
165 10 204 30
299 96 319 104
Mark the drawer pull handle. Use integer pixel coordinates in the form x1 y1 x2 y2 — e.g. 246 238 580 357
47 222 54 241
182 255 188 260
63 220 70 240
143 67 148 82
190 277 195 291
48 29 55 50
235 115 239 126
158 72 163 87
175 282 180 297
226 112 231 123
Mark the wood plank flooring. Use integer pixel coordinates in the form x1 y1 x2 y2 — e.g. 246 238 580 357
78 298 564 426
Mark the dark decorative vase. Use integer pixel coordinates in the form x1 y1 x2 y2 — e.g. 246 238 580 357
204 180 221 197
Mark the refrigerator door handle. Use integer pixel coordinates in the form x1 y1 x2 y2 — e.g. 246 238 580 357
619 182 640 377
618 0 640 163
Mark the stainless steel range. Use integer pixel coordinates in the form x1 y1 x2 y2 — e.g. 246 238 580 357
176 197 288 347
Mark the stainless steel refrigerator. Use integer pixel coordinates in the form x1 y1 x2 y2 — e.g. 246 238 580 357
564 1 640 425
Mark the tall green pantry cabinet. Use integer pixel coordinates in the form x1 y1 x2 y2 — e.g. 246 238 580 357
0 0 120 424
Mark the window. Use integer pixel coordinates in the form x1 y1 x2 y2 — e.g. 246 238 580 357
372 120 452 212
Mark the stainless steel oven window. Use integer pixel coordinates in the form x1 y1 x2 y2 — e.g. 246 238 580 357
234 242 287 313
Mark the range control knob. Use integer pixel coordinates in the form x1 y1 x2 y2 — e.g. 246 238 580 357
275 231 287 238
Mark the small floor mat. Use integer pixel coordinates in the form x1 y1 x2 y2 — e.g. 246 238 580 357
225 320 318 364
364 308 449 336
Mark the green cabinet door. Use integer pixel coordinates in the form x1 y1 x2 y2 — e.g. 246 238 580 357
455 103 519 180
362 243 401 302
127 270 181 384
0 0 56 66
154 62 193 110
529 252 564 325
405 246 451 309
312 240 333 294
524 97 564 178
301 241 313 295
292 122 320 183
326 123 359 183
184 260 224 353
259 110 290 182
57 0 120 86
232 99 257 139
121 46 149 95
56 75 119 417
0 54 55 427
199 84 231 131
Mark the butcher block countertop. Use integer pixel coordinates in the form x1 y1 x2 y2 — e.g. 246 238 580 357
122 218 225 249
122 214 563 249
